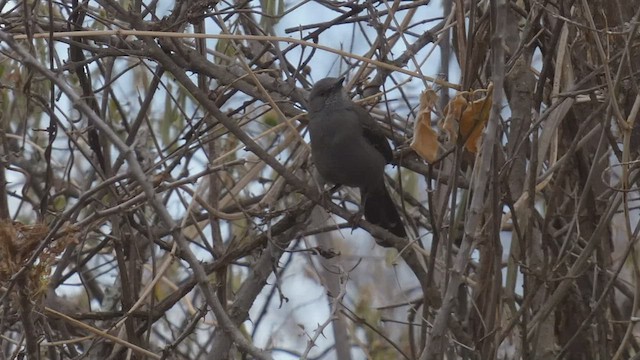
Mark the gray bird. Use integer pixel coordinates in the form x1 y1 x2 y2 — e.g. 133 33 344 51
307 77 406 238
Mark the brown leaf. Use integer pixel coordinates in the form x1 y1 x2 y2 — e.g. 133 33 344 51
460 83 493 153
440 83 493 153
410 89 440 163
441 94 468 145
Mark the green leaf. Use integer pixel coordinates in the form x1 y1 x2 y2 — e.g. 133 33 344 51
259 0 284 29
214 37 238 65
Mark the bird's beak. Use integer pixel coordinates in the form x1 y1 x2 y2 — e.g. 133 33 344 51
336 76 346 87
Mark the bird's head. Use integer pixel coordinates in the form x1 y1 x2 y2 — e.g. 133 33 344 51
308 76 348 112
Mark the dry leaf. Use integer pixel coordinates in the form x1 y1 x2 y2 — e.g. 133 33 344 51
440 83 493 153
0 220 76 302
460 84 493 153
410 89 440 163
441 94 467 145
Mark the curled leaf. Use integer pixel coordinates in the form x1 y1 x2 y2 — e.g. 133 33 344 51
410 89 440 163
441 95 467 146
461 84 493 153
440 83 493 153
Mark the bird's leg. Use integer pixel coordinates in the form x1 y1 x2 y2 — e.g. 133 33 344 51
322 184 364 232
348 189 367 232
318 184 341 208
328 184 341 193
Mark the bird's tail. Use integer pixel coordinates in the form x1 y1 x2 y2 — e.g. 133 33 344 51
364 186 406 238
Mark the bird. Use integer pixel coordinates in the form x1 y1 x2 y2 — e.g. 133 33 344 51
307 76 406 239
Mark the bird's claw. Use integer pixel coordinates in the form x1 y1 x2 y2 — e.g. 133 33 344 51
348 210 364 233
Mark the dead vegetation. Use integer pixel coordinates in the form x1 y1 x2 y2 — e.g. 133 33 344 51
0 0 639 359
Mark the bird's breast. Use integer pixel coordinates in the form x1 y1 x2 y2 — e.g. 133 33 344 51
308 114 385 189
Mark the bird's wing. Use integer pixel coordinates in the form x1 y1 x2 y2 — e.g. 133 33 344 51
350 105 394 163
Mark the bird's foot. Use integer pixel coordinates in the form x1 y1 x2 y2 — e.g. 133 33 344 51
318 184 341 207
328 184 341 193
316 185 336 207
348 210 364 233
